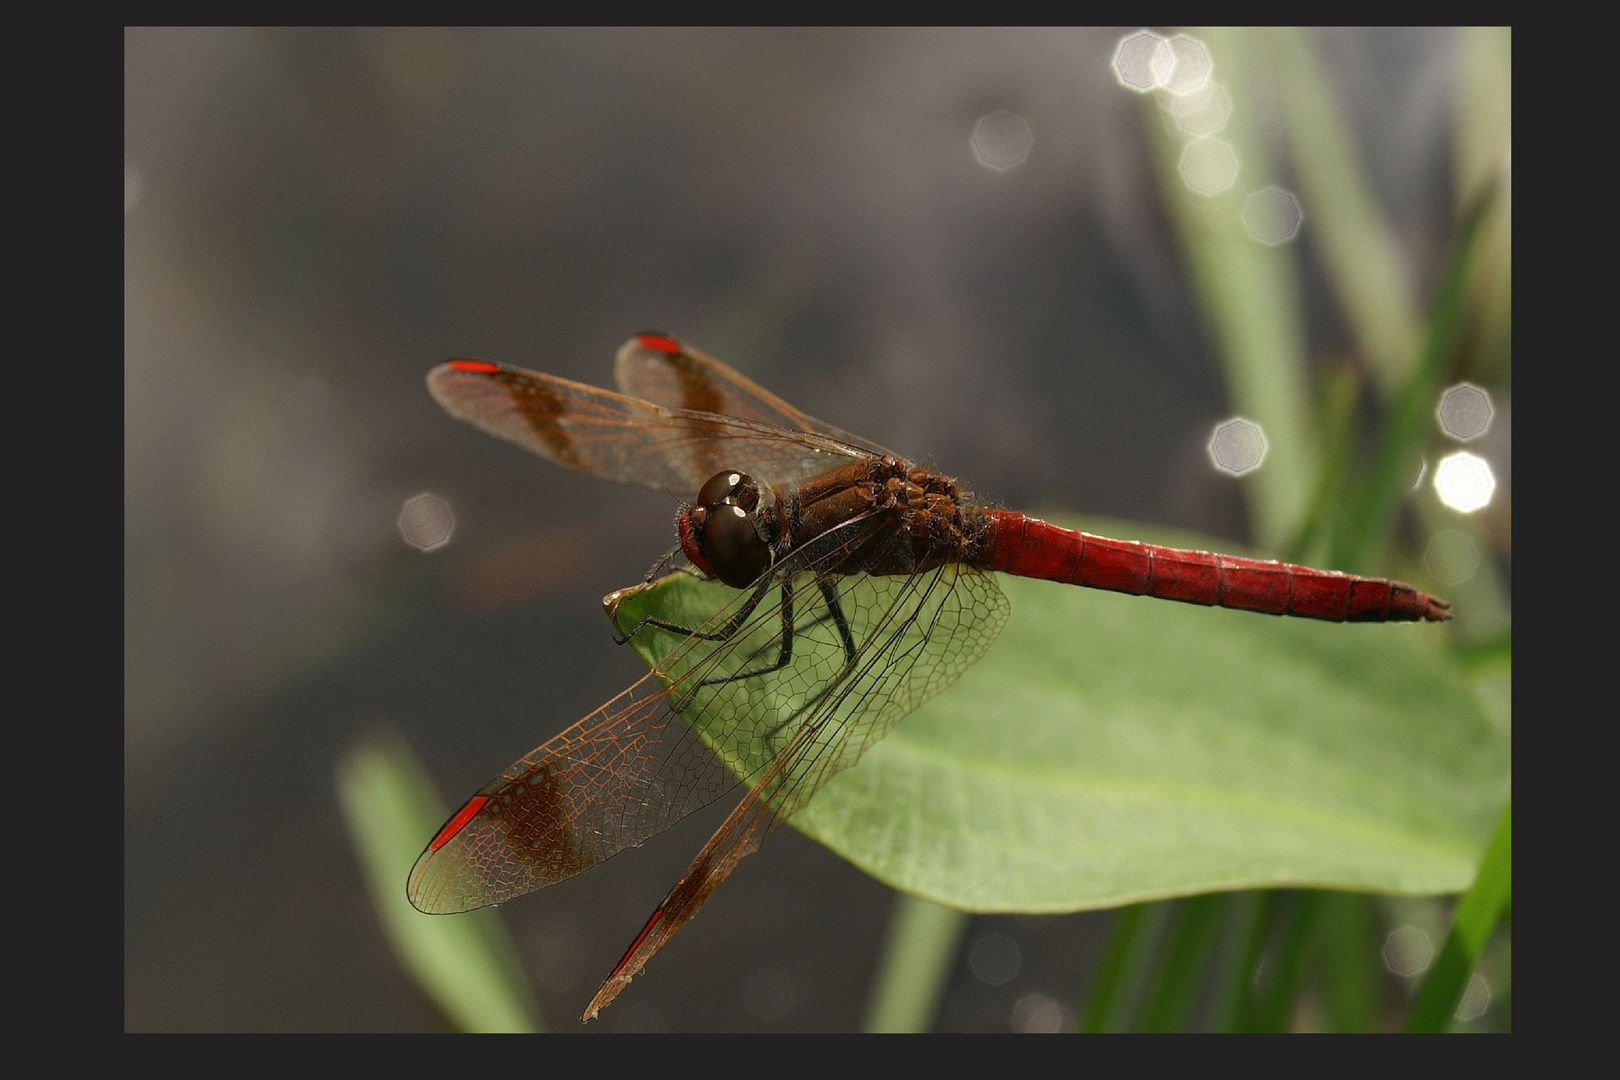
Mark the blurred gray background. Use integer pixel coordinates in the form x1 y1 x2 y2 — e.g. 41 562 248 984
125 28 1498 1031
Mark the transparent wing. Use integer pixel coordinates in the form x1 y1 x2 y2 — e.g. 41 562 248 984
582 540 1011 1016
408 514 882 914
614 333 898 458
428 358 871 495
407 515 1009 920
630 544 1009 808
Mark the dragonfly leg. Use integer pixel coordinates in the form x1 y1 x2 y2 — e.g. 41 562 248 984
818 578 858 668
614 575 775 646
696 582 797 686
698 573 859 693
759 579 860 743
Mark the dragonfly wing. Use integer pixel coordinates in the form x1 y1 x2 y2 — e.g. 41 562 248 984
615 333 899 458
406 666 741 914
409 514 895 914
585 531 1012 1014
429 359 869 494
582 723 805 1020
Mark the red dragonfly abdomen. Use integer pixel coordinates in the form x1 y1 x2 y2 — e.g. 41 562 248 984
973 510 1450 623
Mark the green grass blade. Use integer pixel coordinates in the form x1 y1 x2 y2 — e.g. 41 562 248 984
1145 28 1317 549
1266 28 1422 391
1208 890 1272 1031
1283 360 1364 566
1135 892 1227 1031
1319 891 1380 1032
1453 28 1512 386
336 734 542 1033
1331 180 1499 573
1405 799 1511 1032
862 894 969 1033
1079 902 1170 1032
1242 890 1323 1032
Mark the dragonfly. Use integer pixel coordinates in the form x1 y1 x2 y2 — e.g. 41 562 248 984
408 332 1450 1021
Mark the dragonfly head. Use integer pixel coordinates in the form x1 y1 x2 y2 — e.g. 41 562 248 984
678 470 774 589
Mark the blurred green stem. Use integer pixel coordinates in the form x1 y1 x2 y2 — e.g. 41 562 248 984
1266 28 1422 390
1406 799 1511 1032
1454 28 1512 386
337 734 542 1033
1079 901 1171 1032
1319 892 1379 1032
1150 27 1318 550
1135 893 1226 1031
1329 179 1497 574
1209 890 1272 1031
1283 359 1363 565
862 894 969 1032
1240 890 1324 1032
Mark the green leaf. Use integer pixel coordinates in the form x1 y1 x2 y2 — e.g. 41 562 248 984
618 516 1508 914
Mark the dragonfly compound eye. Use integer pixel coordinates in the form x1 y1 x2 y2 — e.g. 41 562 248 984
697 470 759 511
701 503 771 588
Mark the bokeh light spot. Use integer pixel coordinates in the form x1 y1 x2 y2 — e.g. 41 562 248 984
1179 137 1240 196
1383 925 1434 977
1112 30 1174 91
1208 417 1268 475
968 932 1022 986
1241 186 1304 245
1011 992 1067 1033
1434 451 1496 513
1455 973 1492 1021
398 493 455 551
1163 33 1214 96
1167 80 1233 138
971 110 1034 172
1436 382 1494 441
1424 530 1480 585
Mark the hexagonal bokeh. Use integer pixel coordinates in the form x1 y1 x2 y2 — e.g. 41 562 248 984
398 492 455 551
1241 186 1304 245
1436 382 1494 441
1424 529 1480 585
1167 80 1232 138
1207 417 1268 475
968 932 1022 986
1163 33 1214 96
1112 29 1174 91
1011 993 1066 1034
1382 925 1434 977
971 110 1034 172
1455 973 1492 1022
1179 137 1239 196
1434 451 1496 513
